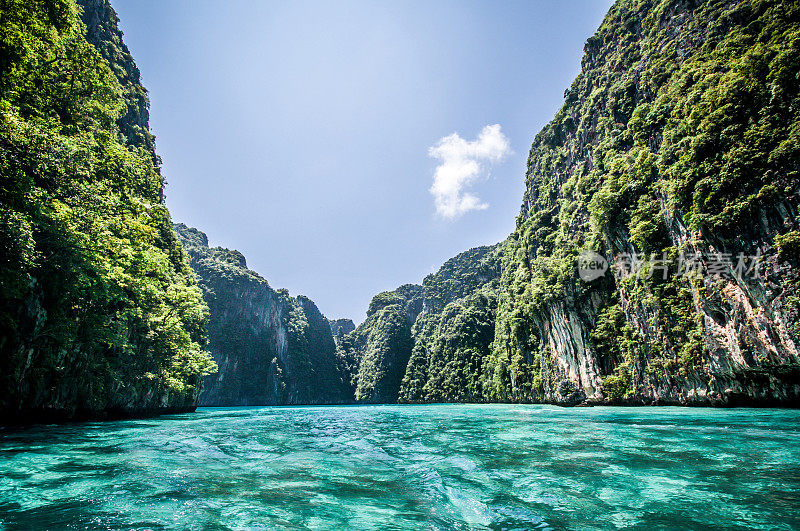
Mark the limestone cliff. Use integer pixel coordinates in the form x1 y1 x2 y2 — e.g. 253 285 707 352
0 0 214 423
486 0 800 406
79 0 156 155
338 246 502 404
399 245 502 403
344 0 800 407
336 284 422 403
329 319 355 343
175 224 351 406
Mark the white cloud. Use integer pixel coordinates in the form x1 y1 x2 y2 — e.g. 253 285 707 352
428 124 511 220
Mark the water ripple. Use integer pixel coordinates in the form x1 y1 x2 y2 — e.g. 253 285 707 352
0 405 799 529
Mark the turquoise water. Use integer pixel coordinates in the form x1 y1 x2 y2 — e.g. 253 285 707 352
0 405 798 530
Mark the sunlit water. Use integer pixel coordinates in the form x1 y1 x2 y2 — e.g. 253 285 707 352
1 405 799 530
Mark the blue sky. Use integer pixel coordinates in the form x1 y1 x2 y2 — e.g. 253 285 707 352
112 0 613 323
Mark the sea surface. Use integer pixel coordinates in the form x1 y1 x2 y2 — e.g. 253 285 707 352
0 404 798 530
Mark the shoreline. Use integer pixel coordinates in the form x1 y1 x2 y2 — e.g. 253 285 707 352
4 399 800 429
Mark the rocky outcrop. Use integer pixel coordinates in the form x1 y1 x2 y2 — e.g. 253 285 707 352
339 246 502 404
421 245 501 314
79 0 156 155
329 319 355 343
175 224 351 406
337 285 422 403
488 0 800 406
342 0 800 408
0 0 214 424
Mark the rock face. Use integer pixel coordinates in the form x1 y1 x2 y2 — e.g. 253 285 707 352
399 246 502 403
485 0 800 406
329 319 355 342
337 246 502 404
0 0 214 423
175 225 351 406
79 0 156 155
336 284 422 403
342 0 800 407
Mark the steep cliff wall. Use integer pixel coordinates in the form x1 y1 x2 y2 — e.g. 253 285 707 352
336 284 422 403
343 0 799 407
397 245 502 403
78 0 156 156
486 0 800 406
338 245 502 403
0 0 214 423
175 224 350 406
329 319 355 342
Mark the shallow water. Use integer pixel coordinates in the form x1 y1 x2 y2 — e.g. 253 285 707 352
0 405 798 529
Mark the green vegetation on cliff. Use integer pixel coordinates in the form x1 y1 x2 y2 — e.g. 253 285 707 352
341 0 800 407
487 0 800 404
329 318 355 342
2 0 797 415
0 0 215 421
175 224 351 406
400 286 498 403
337 245 502 404
337 284 421 403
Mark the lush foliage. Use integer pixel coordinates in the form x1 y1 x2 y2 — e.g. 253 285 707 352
336 285 421 402
175 224 350 405
339 246 502 403
328 318 355 341
0 0 215 419
399 285 497 403
488 0 800 403
421 246 501 313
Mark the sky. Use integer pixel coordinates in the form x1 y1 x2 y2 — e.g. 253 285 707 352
112 0 614 324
